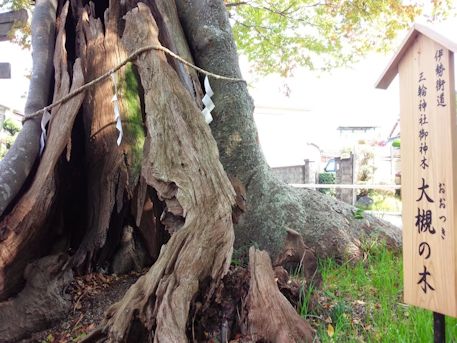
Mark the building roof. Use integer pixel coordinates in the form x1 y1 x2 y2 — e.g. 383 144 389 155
0 103 23 117
337 126 378 131
375 23 457 89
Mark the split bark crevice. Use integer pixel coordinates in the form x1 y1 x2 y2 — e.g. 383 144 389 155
70 0 133 273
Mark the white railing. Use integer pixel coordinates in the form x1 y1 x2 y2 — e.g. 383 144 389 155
290 183 401 190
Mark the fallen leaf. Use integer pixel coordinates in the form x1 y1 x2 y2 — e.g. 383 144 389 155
327 323 335 337
74 301 82 310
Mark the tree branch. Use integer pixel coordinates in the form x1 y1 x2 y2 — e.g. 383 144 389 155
224 1 248 7
0 0 57 218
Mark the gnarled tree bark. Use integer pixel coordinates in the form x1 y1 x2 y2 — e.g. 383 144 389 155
83 5 236 341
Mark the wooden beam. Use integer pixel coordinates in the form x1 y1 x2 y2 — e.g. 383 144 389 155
0 63 11 79
0 9 28 42
376 23 457 89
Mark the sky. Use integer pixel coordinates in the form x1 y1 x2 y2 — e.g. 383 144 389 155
0 41 31 110
1 16 456 168
245 53 400 166
245 19 457 167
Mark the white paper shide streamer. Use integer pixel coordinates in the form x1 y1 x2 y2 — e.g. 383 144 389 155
111 73 123 146
39 109 51 155
201 76 214 124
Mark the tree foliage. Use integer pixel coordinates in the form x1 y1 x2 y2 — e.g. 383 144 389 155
2 117 20 136
226 0 457 75
0 118 21 158
2 0 457 74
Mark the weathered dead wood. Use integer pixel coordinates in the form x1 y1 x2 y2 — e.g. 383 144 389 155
0 1 85 300
274 266 303 308
124 0 206 242
147 0 204 104
72 0 145 272
82 4 235 341
111 225 150 274
245 247 315 343
0 254 73 343
190 266 250 342
274 228 318 283
229 175 246 224
129 179 169 264
0 0 57 217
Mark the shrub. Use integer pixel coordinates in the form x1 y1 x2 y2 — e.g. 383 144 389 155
3 118 21 136
319 172 336 196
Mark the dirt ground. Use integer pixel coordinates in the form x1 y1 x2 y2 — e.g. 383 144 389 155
18 265 307 343
22 272 140 343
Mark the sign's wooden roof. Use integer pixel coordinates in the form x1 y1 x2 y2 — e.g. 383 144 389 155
375 23 457 89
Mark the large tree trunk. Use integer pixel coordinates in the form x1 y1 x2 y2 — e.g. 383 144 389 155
82 4 236 341
175 0 401 261
0 0 400 341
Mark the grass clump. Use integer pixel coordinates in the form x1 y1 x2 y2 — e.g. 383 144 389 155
300 240 457 342
370 193 402 213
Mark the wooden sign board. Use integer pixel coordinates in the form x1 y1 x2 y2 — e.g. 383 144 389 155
0 63 11 79
377 24 457 317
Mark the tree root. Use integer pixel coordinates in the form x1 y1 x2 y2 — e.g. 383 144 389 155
244 247 315 343
0 254 73 342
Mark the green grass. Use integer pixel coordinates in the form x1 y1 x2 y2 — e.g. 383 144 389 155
300 241 457 342
370 193 402 213
356 192 402 213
